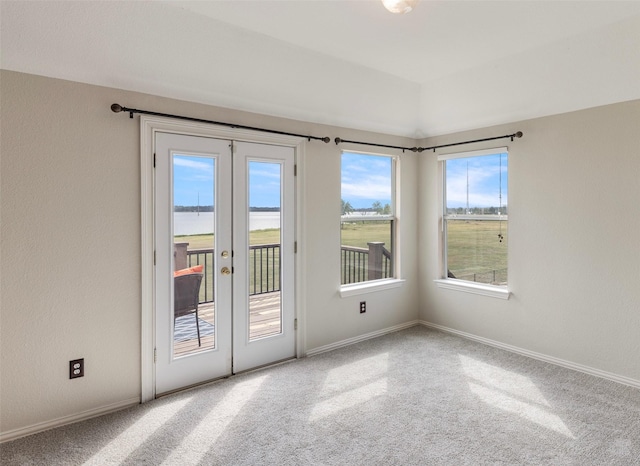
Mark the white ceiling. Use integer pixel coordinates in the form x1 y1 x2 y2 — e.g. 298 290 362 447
2 1 640 138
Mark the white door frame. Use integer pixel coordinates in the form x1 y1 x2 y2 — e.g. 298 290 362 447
140 115 307 402
232 142 296 372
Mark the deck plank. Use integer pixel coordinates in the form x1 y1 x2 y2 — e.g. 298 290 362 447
173 291 282 357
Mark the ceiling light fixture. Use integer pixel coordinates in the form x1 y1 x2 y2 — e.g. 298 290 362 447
382 0 418 14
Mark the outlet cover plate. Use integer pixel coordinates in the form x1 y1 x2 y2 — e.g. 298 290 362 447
70 359 84 379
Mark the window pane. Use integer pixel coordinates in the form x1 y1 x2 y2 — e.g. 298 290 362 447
172 155 215 356
341 152 394 285
248 161 282 340
341 220 393 284
445 152 508 285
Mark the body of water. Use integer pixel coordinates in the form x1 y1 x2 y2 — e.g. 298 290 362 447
174 211 281 235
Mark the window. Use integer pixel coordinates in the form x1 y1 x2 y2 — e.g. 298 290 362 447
440 148 508 289
340 151 397 286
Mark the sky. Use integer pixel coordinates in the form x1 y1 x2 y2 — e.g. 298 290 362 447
341 152 392 209
445 152 508 209
249 162 281 208
173 152 505 210
173 156 282 207
173 155 215 206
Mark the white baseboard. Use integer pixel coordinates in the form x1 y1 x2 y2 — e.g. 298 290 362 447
419 320 640 390
0 397 140 444
305 320 421 357
5 322 637 443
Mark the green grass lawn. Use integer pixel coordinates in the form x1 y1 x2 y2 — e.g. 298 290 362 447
446 219 508 283
174 228 282 249
176 222 392 250
176 219 508 289
174 234 214 249
175 230 282 298
340 220 392 249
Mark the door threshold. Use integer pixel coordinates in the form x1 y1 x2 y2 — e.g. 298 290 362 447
155 373 233 399
233 356 298 377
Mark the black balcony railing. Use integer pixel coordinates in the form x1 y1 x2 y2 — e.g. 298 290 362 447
341 246 368 284
186 244 282 303
249 243 280 295
184 242 391 304
341 242 392 285
186 248 214 303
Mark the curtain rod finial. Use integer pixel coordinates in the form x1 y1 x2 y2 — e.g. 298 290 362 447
111 103 123 113
515 131 523 138
334 137 342 145
322 137 331 144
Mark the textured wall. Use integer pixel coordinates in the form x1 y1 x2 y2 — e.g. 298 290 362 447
1 72 142 434
0 71 419 436
4 69 636 439
418 100 640 382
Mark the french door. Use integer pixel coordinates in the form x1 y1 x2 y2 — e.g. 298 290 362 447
154 132 295 395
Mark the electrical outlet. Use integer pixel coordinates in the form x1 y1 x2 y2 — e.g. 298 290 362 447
70 359 84 379
360 301 366 313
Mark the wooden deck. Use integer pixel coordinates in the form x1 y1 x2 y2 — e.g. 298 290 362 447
174 291 281 357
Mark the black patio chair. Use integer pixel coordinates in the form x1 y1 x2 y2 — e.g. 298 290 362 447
174 273 204 346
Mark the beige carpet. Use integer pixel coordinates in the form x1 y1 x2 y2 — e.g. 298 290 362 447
2 326 640 465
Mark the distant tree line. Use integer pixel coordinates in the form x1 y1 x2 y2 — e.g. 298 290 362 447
174 205 214 212
341 199 391 215
250 207 280 212
174 205 280 212
446 206 508 215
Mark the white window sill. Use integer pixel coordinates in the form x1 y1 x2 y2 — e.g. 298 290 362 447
340 278 406 298
434 279 511 300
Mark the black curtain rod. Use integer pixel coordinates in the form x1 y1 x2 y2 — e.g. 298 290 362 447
335 131 523 153
334 137 420 153
111 103 522 151
420 131 523 152
111 104 331 143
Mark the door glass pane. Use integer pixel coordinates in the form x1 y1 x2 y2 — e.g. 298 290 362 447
248 161 282 340
173 155 216 356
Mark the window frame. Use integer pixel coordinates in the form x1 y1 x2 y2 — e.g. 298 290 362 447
435 147 511 300
339 150 404 297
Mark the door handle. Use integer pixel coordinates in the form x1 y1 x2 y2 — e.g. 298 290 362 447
221 267 232 275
